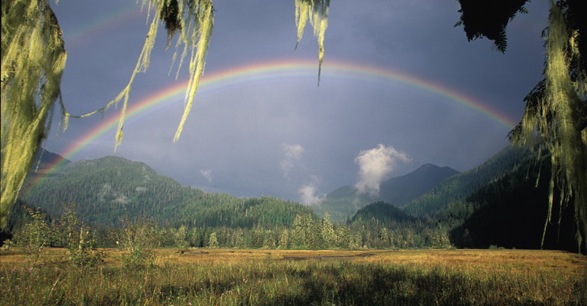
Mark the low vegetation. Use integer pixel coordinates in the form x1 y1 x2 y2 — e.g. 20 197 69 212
1 248 585 305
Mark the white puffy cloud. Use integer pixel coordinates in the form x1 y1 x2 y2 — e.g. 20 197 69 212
280 143 304 179
298 176 323 205
200 169 213 183
354 144 410 195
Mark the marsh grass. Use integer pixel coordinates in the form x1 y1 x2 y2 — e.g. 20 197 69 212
1 248 585 305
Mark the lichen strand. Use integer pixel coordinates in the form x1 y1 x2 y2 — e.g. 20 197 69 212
65 0 214 149
515 1 587 252
295 0 330 84
1 0 67 228
173 0 213 142
0 0 214 229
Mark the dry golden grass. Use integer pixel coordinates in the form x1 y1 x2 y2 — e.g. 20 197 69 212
1 247 585 305
2 247 585 274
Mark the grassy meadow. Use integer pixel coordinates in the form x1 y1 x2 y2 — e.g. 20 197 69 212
1 248 586 305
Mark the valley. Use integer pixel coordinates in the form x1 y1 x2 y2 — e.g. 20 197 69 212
6 144 582 253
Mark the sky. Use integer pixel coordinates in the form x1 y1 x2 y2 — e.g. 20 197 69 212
43 0 549 204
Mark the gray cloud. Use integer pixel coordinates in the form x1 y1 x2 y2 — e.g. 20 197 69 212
43 1 550 201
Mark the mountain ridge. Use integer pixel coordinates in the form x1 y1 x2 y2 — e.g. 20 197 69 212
21 152 315 229
315 163 459 221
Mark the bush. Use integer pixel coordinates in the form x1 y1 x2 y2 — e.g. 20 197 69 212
14 209 51 262
117 218 157 268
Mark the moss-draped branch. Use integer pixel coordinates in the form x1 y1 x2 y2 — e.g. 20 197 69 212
1 0 67 228
509 1 587 252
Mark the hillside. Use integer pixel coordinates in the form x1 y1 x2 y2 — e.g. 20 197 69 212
345 145 581 252
14 147 582 252
21 155 316 229
447 153 582 253
403 145 530 217
316 163 459 222
379 164 459 207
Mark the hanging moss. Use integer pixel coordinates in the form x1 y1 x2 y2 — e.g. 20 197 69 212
1 0 67 229
295 0 330 84
512 1 587 253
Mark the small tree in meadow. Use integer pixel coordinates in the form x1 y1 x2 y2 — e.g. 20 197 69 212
174 225 189 250
208 232 219 248
59 204 103 267
16 208 51 262
117 218 157 268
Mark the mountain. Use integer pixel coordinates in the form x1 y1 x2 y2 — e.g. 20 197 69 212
315 163 459 222
350 201 416 225
21 155 315 229
19 149 70 198
34 148 71 168
379 164 459 207
345 145 581 252
447 152 582 253
22 156 199 226
403 145 530 217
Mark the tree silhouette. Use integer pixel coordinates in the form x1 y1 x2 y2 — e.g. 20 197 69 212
457 0 586 252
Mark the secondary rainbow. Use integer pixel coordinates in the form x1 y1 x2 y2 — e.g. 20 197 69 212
32 58 518 189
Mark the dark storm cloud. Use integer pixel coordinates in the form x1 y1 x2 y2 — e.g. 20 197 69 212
45 0 549 203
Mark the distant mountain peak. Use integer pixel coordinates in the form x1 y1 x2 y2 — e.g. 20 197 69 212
316 163 459 221
378 163 459 207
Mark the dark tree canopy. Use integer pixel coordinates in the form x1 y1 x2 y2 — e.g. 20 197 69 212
456 0 529 52
457 0 586 252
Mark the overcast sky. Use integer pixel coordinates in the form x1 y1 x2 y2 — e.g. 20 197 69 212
44 0 549 203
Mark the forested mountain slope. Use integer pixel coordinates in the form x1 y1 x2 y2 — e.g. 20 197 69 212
379 164 459 207
448 153 582 253
403 145 530 217
347 145 581 252
21 155 315 229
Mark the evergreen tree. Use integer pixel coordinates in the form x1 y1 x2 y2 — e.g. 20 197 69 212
278 228 289 249
321 212 336 248
208 232 219 248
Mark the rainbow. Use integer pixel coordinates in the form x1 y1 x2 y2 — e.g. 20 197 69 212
30 58 518 190
61 2 141 49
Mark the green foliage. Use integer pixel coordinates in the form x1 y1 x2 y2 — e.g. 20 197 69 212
22 156 316 230
17 147 582 252
449 152 582 252
14 208 51 261
174 225 189 250
208 232 219 248
403 145 529 217
117 218 158 268
58 204 103 267
23 156 205 227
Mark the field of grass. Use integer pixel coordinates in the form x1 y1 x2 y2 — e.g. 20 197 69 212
1 248 585 305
